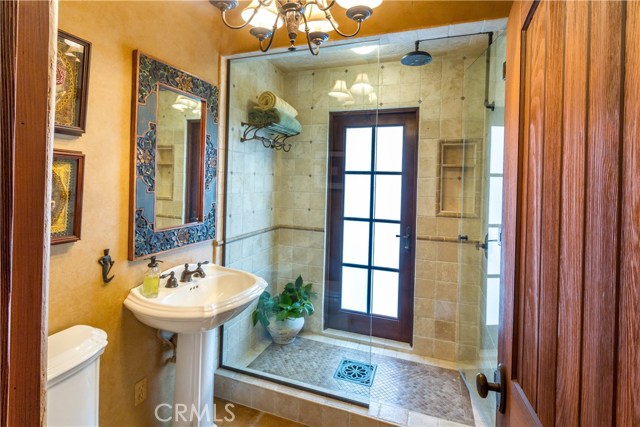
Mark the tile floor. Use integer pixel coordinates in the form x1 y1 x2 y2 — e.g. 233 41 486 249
247 337 475 426
215 398 307 427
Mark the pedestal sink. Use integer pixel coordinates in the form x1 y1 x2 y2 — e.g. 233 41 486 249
124 263 267 427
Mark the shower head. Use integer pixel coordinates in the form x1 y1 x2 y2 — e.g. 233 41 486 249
400 41 432 67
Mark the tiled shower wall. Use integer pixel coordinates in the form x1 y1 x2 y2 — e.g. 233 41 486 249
273 43 487 362
223 39 489 364
222 60 284 364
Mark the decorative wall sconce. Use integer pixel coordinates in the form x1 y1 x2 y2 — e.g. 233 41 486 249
209 0 382 55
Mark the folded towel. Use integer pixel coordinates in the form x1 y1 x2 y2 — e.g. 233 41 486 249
256 91 298 118
248 107 302 136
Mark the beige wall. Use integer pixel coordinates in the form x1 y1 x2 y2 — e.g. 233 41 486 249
51 2 222 425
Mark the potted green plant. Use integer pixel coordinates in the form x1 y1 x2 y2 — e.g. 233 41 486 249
252 276 315 344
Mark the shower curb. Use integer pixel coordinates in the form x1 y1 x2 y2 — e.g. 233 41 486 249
214 368 400 427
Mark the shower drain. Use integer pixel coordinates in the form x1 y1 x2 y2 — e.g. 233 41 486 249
333 359 377 387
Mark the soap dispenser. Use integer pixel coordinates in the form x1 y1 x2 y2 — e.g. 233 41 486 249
141 256 163 298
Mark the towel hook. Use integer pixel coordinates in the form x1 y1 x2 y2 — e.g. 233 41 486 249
98 248 115 284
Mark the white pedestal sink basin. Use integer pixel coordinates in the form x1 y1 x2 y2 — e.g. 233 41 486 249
124 263 267 427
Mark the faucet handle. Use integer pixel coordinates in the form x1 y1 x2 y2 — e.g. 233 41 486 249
160 271 178 288
195 261 209 278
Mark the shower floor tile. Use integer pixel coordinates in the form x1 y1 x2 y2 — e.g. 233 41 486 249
247 337 475 426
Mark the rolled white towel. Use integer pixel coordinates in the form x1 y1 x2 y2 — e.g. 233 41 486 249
256 91 298 117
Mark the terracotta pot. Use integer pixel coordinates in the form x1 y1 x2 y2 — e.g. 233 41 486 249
266 317 304 344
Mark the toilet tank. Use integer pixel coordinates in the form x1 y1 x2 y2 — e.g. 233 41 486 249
47 325 108 427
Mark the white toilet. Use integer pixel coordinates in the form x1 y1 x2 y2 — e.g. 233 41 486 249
47 325 108 427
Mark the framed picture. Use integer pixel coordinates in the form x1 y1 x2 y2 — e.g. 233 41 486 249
55 30 91 136
51 149 85 244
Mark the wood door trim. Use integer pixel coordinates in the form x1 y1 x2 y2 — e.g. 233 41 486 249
3 1 54 425
500 1 542 425
535 2 564 423
616 1 640 423
510 382 542 427
0 1 18 423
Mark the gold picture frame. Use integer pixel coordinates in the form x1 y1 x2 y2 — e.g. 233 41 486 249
55 30 91 136
51 149 85 244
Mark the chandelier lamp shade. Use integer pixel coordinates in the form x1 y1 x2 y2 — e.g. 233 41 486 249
328 79 350 99
209 0 382 55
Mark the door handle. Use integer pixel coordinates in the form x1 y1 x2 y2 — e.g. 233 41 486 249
395 226 411 252
476 363 507 414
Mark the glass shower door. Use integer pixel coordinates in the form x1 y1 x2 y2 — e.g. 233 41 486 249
220 40 382 407
458 32 506 426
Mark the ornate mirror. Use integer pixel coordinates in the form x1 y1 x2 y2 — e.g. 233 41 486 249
129 51 218 260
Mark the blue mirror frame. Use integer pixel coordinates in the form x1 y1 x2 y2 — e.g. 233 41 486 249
128 51 218 260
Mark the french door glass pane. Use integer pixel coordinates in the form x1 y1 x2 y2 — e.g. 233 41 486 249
375 126 404 172
344 175 371 218
487 226 501 275
341 266 369 313
341 122 406 320
485 277 500 326
490 126 505 174
374 175 402 220
372 222 400 269
342 220 370 265
371 270 399 318
345 127 372 172
488 176 503 224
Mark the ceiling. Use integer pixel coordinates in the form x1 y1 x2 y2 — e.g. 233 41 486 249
214 1 512 55
263 32 494 72
231 19 506 72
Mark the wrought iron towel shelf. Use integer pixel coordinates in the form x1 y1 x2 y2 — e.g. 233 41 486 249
240 122 300 152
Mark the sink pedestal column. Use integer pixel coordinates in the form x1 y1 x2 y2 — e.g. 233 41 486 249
173 329 216 427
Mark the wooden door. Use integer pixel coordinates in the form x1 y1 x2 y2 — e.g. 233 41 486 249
496 0 640 425
325 109 418 344
1 0 54 425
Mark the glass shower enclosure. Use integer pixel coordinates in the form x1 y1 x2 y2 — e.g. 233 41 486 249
219 41 383 406
458 32 507 426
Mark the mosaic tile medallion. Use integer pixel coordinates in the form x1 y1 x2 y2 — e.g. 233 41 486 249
333 359 377 387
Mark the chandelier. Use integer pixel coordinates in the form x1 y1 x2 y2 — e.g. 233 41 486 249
209 0 382 55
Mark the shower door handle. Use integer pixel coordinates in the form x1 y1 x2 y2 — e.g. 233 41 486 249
476 363 507 414
396 226 412 253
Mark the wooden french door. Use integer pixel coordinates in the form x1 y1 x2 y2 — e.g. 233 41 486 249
493 0 640 424
325 108 418 344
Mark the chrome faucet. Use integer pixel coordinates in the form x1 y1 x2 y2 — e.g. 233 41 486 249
180 261 210 283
